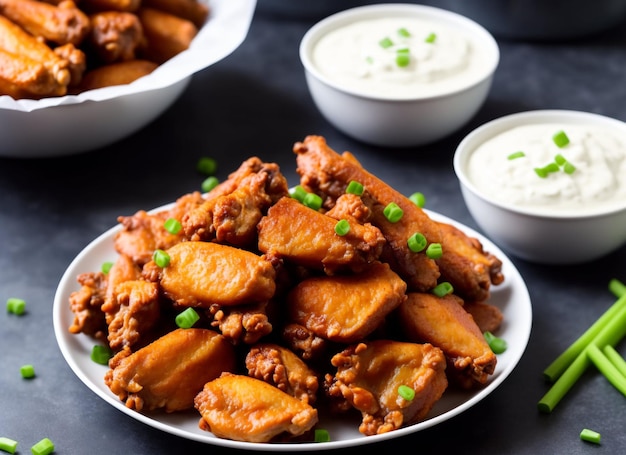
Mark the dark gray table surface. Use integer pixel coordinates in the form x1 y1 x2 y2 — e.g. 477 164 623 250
2 3 626 454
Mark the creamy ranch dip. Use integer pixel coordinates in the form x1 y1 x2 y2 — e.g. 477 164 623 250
467 124 626 215
312 17 486 98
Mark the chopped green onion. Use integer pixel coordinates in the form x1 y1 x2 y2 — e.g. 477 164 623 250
289 185 308 202
153 249 170 268
425 32 437 43
396 48 410 67
580 428 601 445
552 130 570 148
563 161 576 174
314 429 330 443
587 343 626 396
554 153 566 166
407 232 427 253
346 180 364 196
164 218 182 235
91 344 112 365
31 438 54 455
408 192 426 208
379 37 393 48
0 437 17 454
383 202 404 223
6 298 26 315
197 156 218 175
432 282 453 297
176 307 200 329
334 219 350 236
507 151 525 160
602 344 626 378
397 27 411 38
20 364 35 379
425 243 443 259
303 192 323 211
610 278 626 298
397 384 415 401
201 176 219 193
484 331 507 354
101 261 113 274
534 162 560 178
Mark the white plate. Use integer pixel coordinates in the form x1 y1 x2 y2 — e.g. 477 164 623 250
53 206 532 451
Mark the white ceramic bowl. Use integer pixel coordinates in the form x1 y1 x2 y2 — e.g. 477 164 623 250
454 110 626 264
299 3 499 148
0 0 256 158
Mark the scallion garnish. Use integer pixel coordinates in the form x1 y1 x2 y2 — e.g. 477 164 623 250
432 281 453 297
31 438 54 455
314 429 330 443
552 130 570 148
346 180 364 196
6 298 26 315
383 202 403 223
201 176 219 193
407 232 427 252
425 32 436 43
91 344 112 365
164 218 182 235
0 437 18 454
563 161 576 174
289 185 308 202
587 343 626 396
196 156 218 176
303 192 323 211
534 162 559 178
554 153 566 166
397 384 415 401
153 249 170 268
507 151 525 160
602 344 626 377
379 37 393 49
334 219 350 236
397 27 411 38
408 192 425 208
101 261 113 274
176 307 200 329
396 48 410 67
580 428 601 445
484 331 507 354
20 364 35 379
425 243 443 259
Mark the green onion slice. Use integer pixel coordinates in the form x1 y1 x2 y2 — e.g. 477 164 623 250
0 437 18 454
425 32 437 43
396 50 410 67
379 37 393 48
91 344 113 365
31 438 54 455
346 180 364 196
6 298 26 315
563 161 576 174
303 192 323 211
383 202 404 223
201 176 219 193
426 243 443 259
432 281 453 297
20 364 35 379
397 27 411 38
397 384 415 401
314 429 330 443
289 185 308 202
196 156 218 175
507 151 525 160
334 219 350 236
164 218 182 235
580 428 601 444
484 331 508 354
407 232 427 253
153 249 171 268
176 307 200 329
408 192 426 208
552 130 570 148
101 261 114 274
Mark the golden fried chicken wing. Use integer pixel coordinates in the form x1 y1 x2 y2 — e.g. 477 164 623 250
143 0 209 27
463 300 504 334
194 373 318 443
137 7 196 63
325 340 447 435
258 196 386 275
0 49 64 99
397 292 497 388
68 271 107 339
0 0 91 45
81 0 140 12
293 135 441 291
158 241 276 307
208 301 273 344
282 323 330 362
435 221 504 302
53 42 86 86
105 328 236 412
89 11 145 63
75 58 157 92
246 343 319 405
287 261 407 343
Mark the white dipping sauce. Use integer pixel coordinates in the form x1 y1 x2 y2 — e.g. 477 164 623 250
312 17 486 99
467 124 626 215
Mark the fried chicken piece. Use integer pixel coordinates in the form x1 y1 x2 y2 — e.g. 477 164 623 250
105 328 236 412
435 221 504 302
194 372 318 443
464 300 504 334
105 279 161 351
137 7 197 63
113 191 204 265
246 343 319 405
294 135 441 291
282 323 330 362
287 262 407 343
0 16 70 97
89 11 145 63
157 241 276 307
53 42 86 86
0 0 91 45
101 253 142 324
81 0 140 13
397 292 497 389
257 196 386 275
68 271 107 340
75 58 157 91
0 48 65 99
208 301 273 345
143 0 209 27
325 340 447 436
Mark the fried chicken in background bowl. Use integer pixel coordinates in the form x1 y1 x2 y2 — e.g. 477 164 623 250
0 0 256 158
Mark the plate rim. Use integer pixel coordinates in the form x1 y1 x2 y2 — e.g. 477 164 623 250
53 205 532 451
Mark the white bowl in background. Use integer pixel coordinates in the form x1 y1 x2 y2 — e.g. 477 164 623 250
0 0 256 158
299 3 499 148
454 110 626 264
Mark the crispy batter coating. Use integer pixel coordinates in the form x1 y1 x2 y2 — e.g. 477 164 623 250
464 300 504 334
294 135 441 291
246 343 319 404
75 58 157 92
325 340 447 435
398 292 497 388
158 241 276 307
194 373 318 443
143 0 209 27
258 196 386 275
89 11 145 63
208 301 273 345
287 262 406 343
105 328 236 412
137 7 196 63
68 271 107 339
